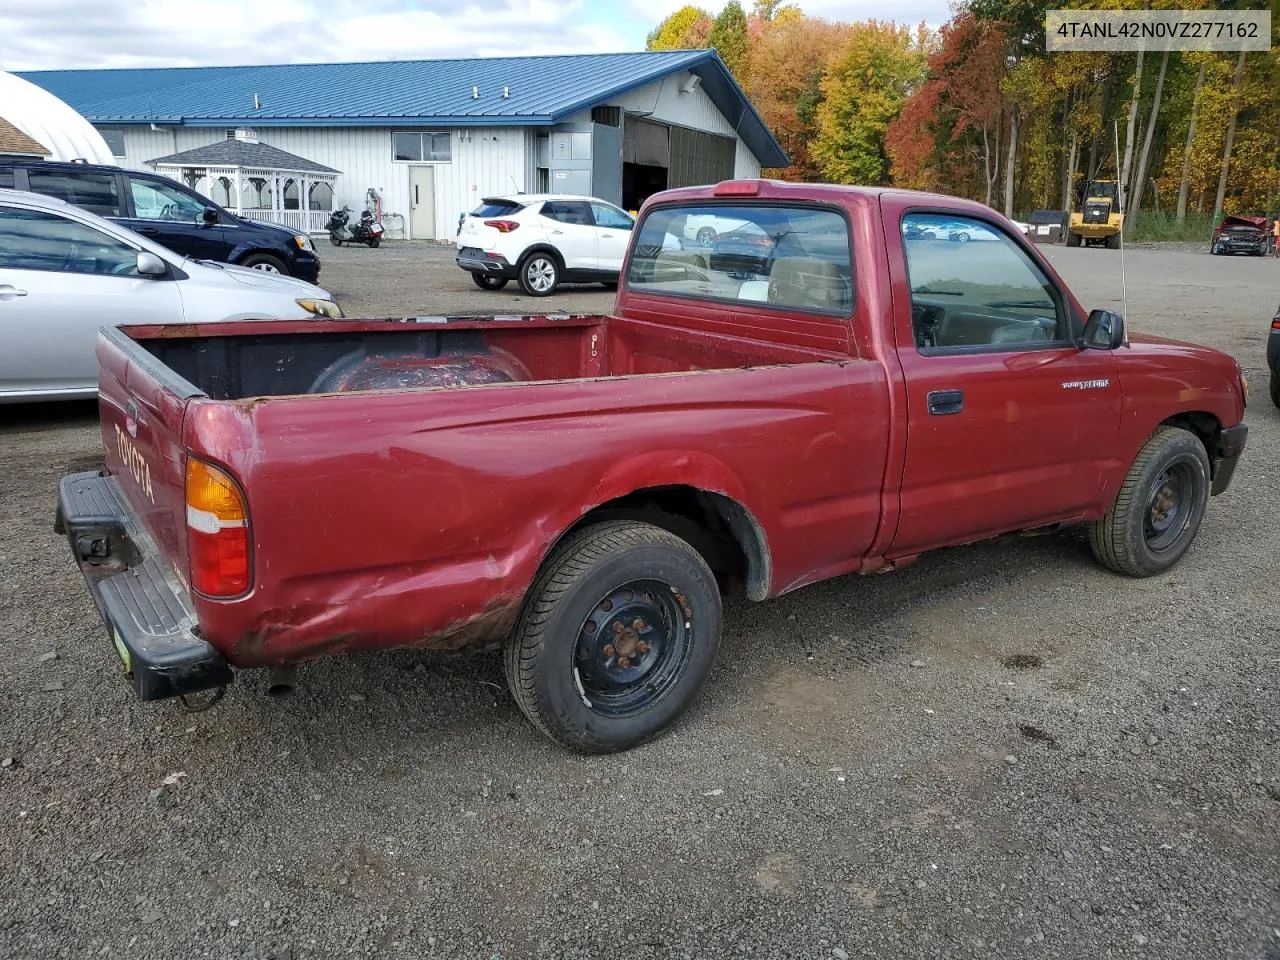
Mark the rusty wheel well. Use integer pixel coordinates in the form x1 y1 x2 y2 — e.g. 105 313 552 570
562 487 770 601
1161 411 1220 465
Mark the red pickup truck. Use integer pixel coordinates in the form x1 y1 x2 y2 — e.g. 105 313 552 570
57 180 1248 753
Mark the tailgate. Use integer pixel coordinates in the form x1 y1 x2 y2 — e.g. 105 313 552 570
96 326 202 591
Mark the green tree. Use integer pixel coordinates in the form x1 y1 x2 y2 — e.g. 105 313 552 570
646 5 711 50
708 1 750 76
813 22 928 184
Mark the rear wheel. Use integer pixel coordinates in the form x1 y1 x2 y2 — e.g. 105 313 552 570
1270 370 1280 408
1105 233 1121 249
503 521 722 753
518 251 560 297
240 253 288 274
1066 231 1082 248
472 272 509 291
1088 426 1210 577
369 238 380 249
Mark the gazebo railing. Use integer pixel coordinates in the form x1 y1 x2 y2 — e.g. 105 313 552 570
243 209 333 234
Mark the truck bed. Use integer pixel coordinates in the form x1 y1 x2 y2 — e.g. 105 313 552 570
126 314 831 400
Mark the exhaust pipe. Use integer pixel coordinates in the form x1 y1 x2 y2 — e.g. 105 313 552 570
266 665 297 698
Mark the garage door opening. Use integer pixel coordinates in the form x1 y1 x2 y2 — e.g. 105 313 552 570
623 163 668 212
623 116 737 211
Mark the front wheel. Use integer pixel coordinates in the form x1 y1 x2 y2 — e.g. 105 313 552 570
329 233 343 247
504 521 722 753
240 253 288 274
518 252 560 297
1088 426 1210 577
1066 231 1082 248
472 272 509 291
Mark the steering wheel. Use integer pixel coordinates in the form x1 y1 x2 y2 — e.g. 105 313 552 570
159 203 182 221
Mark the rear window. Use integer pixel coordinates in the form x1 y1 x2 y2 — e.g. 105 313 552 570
470 199 524 218
26 170 122 217
0 170 13 190
626 203 853 315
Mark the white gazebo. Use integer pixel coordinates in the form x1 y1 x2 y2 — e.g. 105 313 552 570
150 133 339 235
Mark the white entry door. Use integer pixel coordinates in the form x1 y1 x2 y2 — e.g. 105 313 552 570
409 166 435 240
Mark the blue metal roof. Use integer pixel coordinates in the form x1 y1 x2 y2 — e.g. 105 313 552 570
18 51 788 168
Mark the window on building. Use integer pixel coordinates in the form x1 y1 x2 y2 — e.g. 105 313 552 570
393 131 452 162
98 127 127 158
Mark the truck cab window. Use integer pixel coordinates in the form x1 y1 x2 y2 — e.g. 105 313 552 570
626 203 853 315
902 213 1067 352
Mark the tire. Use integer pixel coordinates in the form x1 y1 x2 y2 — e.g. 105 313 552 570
369 238 380 249
696 226 717 246
517 251 560 297
1105 233 1120 250
329 234 342 247
472 272 509 291
601 281 618 291
1270 370 1280 409
1066 232 1082 248
954 232 970 243
504 521 722 753
240 253 288 274
1088 426 1211 577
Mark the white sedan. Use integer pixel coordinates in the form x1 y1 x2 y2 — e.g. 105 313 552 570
0 188 340 403
455 194 635 296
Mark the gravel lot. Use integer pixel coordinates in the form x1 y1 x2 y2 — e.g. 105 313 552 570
1 240 1277 960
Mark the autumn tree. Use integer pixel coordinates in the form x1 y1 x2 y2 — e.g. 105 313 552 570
646 5 711 50
707 1 750 77
813 21 928 185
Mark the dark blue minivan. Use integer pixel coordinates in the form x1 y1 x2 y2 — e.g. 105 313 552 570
0 160 320 281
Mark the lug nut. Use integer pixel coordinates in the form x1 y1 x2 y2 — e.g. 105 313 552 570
613 622 625 634
603 644 616 658
636 641 649 654
619 657 632 669
633 618 645 630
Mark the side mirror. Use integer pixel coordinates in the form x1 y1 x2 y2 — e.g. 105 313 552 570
136 251 168 277
1082 308 1125 350
202 207 219 225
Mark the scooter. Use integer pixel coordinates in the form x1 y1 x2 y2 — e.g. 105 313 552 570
328 206 383 248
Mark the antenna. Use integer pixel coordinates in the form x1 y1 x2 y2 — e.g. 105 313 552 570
1112 119 1129 329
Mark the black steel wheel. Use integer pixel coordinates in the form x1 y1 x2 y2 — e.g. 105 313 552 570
1089 426 1210 576
472 272 509 291
504 521 721 753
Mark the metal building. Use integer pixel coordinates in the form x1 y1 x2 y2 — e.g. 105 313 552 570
18 51 787 240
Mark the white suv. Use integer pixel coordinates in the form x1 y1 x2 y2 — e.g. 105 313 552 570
455 194 635 297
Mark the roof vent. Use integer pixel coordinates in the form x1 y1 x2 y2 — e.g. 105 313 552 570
231 127 259 143
472 85 479 99
502 86 510 98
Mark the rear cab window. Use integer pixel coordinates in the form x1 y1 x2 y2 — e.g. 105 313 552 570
626 202 853 314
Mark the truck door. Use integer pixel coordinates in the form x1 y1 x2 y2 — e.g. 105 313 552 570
888 210 1121 557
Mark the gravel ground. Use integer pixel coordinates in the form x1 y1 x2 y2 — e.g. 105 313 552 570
1 241 1277 960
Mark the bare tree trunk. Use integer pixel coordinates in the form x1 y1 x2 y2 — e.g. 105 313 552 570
1120 51 1144 210
1176 59 1206 222
982 124 993 206
1004 108 1019 217
1126 50 1169 235
983 120 1001 207
1063 133 1079 211
1213 49 1247 225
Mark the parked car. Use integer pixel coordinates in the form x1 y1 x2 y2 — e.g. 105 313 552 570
0 189 339 403
0 159 321 281
56 179 1247 755
1211 215 1274 256
1268 302 1280 408
455 194 634 296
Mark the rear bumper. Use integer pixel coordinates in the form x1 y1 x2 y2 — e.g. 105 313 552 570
456 248 515 277
55 471 232 701
1211 424 1248 496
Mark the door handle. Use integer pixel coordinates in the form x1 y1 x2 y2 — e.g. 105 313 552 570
927 389 965 416
137 227 160 234
0 284 28 300
551 229 564 235
601 232 613 238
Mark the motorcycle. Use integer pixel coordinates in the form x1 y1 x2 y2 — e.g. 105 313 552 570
327 206 383 248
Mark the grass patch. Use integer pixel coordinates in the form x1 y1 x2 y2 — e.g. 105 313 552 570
1126 212 1216 244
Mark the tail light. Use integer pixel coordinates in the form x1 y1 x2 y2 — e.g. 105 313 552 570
484 219 520 233
1271 316 1280 329
186 458 250 598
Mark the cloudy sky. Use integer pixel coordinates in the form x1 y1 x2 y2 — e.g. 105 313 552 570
0 0 952 72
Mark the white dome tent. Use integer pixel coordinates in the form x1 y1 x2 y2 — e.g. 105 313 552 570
0 71 115 164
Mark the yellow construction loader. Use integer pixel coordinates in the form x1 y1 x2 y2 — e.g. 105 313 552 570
1066 179 1123 249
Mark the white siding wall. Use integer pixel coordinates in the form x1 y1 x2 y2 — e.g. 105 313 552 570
106 124 531 240
734 139 761 179
609 73 739 138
